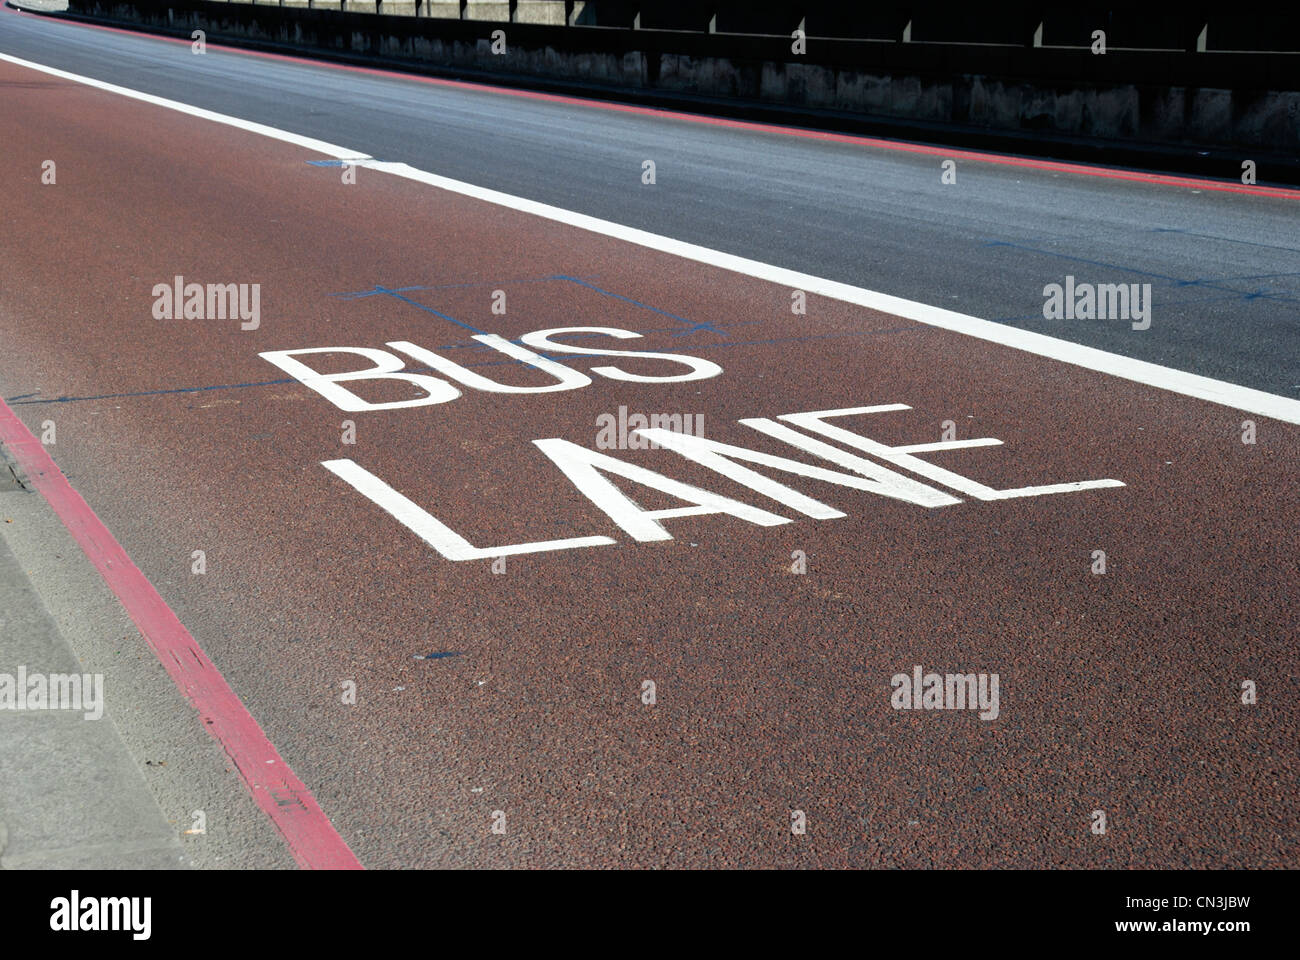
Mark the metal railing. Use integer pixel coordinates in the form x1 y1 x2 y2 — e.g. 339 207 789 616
212 1 1299 54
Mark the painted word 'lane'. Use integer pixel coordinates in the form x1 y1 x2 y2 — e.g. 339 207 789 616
323 403 1123 560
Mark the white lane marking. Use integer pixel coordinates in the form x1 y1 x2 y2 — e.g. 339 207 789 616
4 50 1298 425
632 425 960 513
769 407 1125 500
320 458 616 559
531 437 792 542
891 439 1003 454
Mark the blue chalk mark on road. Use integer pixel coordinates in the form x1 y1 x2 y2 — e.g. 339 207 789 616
1149 227 1300 255
11 272 805 405
6 378 298 406
980 240 1300 308
552 275 726 337
331 285 429 300
330 285 488 335
5 325 901 406
332 274 725 341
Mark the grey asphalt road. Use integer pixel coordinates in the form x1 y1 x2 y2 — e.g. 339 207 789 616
1 7 1297 398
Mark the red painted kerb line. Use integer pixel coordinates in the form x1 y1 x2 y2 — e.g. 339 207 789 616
0 398 362 870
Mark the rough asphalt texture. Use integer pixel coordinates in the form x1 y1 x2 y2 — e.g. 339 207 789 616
0 16 1297 868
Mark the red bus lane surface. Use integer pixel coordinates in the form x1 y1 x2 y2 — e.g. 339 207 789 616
1 57 1296 868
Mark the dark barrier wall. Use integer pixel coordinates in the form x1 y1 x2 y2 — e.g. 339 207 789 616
56 0 1300 171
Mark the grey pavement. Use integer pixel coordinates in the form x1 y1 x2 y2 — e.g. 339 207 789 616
0 473 186 869
0 447 296 870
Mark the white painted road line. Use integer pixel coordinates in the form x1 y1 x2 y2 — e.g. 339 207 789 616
3 50 1298 425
